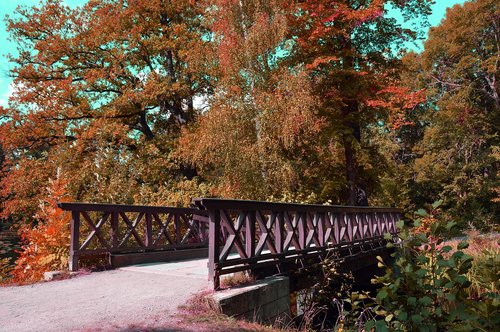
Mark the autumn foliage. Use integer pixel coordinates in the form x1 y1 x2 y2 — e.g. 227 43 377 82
10 174 72 284
0 0 498 282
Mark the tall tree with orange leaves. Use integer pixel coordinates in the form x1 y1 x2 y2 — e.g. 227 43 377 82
0 0 214 223
180 0 324 201
181 0 432 204
286 0 433 205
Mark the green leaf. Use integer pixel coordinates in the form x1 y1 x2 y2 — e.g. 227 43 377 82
411 314 423 323
441 245 452 253
432 200 443 209
416 255 428 263
453 275 469 285
446 221 457 231
396 220 405 229
407 297 417 306
397 311 408 321
364 321 375 330
377 289 388 301
418 296 433 306
415 209 428 217
416 268 427 277
445 293 456 301
457 241 469 250
375 320 389 332
385 314 394 322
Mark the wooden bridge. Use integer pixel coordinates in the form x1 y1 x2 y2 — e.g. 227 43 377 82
58 198 401 290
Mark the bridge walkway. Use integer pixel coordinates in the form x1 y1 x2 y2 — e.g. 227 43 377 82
0 258 209 332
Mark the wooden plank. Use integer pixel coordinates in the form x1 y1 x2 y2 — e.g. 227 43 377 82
220 210 247 260
275 211 284 253
111 212 119 249
118 212 145 248
145 213 153 247
81 211 111 250
196 198 402 214
208 209 221 290
58 202 205 215
69 211 80 271
152 213 174 246
175 213 181 245
245 211 256 258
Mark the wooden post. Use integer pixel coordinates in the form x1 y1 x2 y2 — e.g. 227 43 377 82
245 211 256 258
175 214 181 244
111 212 119 250
346 213 353 242
318 212 325 246
275 211 283 253
145 213 152 248
298 212 306 250
208 209 221 290
69 211 80 272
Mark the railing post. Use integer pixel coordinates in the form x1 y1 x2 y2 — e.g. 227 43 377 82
145 213 152 248
208 209 221 290
69 211 80 272
175 213 181 244
275 211 283 253
346 213 353 242
245 210 256 258
298 212 306 249
111 212 119 250
317 212 325 246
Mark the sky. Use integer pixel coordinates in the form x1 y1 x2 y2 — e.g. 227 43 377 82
0 0 467 107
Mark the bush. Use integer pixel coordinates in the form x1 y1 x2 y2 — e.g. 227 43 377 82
368 202 500 331
10 176 72 284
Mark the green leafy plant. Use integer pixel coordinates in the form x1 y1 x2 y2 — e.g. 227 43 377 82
368 202 500 331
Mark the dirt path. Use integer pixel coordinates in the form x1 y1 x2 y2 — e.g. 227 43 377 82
0 259 210 332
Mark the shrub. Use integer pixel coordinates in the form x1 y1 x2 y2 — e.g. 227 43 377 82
368 202 500 331
11 175 72 284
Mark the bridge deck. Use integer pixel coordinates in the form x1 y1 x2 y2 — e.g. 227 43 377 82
0 258 209 332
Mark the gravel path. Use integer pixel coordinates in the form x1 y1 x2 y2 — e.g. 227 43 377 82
0 259 210 332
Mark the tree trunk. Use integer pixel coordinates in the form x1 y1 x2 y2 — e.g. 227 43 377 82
342 108 369 206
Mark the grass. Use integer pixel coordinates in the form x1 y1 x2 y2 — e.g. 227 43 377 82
220 272 256 289
444 231 500 298
176 291 292 332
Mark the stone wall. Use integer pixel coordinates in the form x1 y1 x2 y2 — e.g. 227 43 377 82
210 276 291 325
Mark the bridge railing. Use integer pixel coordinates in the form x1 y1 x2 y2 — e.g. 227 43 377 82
194 198 401 289
58 202 209 271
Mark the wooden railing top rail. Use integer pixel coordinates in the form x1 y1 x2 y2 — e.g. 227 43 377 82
58 202 208 215
193 198 401 214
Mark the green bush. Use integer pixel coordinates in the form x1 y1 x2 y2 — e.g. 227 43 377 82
368 203 500 331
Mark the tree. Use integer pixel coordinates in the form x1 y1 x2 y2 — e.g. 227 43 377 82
180 0 323 201
408 0 499 229
180 0 433 205
0 0 213 222
286 0 433 205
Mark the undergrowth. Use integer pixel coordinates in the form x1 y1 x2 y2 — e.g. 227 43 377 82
295 201 500 331
177 290 290 332
1 175 72 285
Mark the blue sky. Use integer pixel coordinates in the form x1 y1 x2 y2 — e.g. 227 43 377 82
0 0 466 107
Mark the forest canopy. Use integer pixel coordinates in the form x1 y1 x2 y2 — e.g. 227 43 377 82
0 0 498 233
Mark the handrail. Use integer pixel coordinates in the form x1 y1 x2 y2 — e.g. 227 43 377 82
195 198 401 289
193 198 401 213
58 202 209 271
